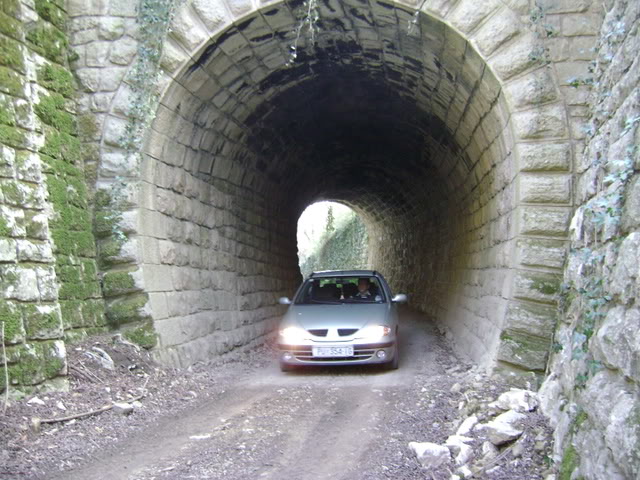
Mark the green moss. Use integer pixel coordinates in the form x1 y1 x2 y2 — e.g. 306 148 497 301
34 0 67 31
82 299 106 327
0 301 24 344
0 35 24 72
123 322 157 349
25 22 68 64
21 304 62 339
0 124 26 148
35 93 76 134
77 114 98 140
532 277 561 295
0 99 14 126
59 299 83 329
103 270 137 297
106 294 149 327
575 410 588 429
0 217 11 237
58 280 100 300
52 228 97 257
0 0 21 17
0 65 23 97
98 237 124 266
1 179 39 206
82 260 97 277
56 264 82 283
40 129 81 163
37 63 74 97
559 444 579 480
7 341 65 386
0 11 22 40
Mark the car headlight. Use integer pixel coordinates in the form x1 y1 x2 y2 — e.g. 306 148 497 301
357 325 392 342
279 326 308 344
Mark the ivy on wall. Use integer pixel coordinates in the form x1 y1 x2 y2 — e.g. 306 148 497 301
300 213 368 278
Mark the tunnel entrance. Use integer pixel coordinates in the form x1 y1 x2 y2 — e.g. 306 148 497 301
107 0 571 373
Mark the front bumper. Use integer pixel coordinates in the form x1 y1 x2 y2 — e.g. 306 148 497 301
277 341 396 367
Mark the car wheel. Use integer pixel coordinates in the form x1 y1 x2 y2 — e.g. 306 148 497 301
385 351 399 370
280 362 295 372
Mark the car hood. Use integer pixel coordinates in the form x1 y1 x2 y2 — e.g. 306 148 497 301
283 303 390 330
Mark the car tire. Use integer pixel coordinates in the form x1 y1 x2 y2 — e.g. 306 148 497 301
280 362 295 372
385 351 399 370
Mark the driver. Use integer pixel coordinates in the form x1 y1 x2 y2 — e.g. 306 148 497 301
353 278 374 300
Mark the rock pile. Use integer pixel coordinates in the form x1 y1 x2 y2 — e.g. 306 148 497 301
409 388 553 479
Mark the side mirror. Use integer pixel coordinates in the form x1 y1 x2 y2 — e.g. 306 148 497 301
278 297 292 305
392 294 407 303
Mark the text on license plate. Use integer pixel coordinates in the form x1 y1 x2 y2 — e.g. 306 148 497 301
312 346 354 357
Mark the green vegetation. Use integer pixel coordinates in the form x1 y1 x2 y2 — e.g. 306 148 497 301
25 22 68 64
0 302 24 344
0 35 24 72
37 63 75 97
106 294 149 327
123 322 158 349
300 211 368 278
102 270 137 297
559 444 580 480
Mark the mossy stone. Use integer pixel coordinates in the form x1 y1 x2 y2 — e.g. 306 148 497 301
25 22 68 64
82 299 106 327
0 65 24 97
0 216 11 237
0 11 23 40
0 35 24 73
7 341 65 386
559 444 579 480
35 93 76 134
0 97 15 126
59 299 83 329
0 0 21 17
37 63 75 97
34 0 67 31
0 300 24 344
21 304 63 340
123 322 158 349
40 128 81 163
102 270 138 297
0 124 26 148
106 294 149 327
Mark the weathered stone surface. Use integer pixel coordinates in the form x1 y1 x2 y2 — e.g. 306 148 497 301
476 410 526 445
520 206 571 236
520 174 571 204
489 389 539 413
408 442 451 468
513 104 568 139
517 237 567 269
517 142 572 172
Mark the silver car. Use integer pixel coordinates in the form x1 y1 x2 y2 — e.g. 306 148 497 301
277 270 407 371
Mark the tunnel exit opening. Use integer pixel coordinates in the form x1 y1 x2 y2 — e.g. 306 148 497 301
297 201 369 278
102 0 571 373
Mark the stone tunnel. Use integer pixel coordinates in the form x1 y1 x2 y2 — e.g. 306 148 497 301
84 0 578 372
4 1 639 477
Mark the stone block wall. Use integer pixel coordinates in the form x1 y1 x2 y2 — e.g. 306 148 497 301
0 0 105 393
540 1 640 478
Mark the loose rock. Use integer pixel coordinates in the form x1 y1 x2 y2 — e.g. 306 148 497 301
408 441 451 469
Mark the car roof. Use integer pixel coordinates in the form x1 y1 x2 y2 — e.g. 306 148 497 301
309 270 380 278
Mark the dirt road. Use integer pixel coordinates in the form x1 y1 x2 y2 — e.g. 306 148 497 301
55 311 449 480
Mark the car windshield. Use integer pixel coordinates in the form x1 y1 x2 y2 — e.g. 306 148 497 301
294 276 386 305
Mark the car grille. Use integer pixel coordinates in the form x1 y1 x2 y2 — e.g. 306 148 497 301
338 328 358 336
307 329 328 337
291 346 375 362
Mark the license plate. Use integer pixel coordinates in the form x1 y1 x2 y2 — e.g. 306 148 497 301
312 346 354 357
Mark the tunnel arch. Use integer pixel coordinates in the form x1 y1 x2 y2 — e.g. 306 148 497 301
94 0 575 371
